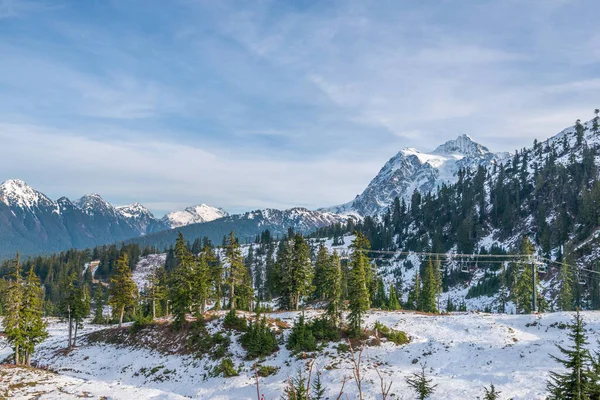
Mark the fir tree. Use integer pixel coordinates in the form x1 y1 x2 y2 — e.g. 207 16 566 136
347 232 371 336
547 310 595 399
406 364 437 400
3 254 24 365
388 282 401 310
192 251 211 315
147 267 166 319
170 233 195 326
512 238 539 314
225 232 247 310
313 244 330 300
323 250 342 328
109 254 137 327
558 262 574 312
576 119 585 146
20 267 48 366
92 284 105 324
289 234 313 311
407 273 421 311
483 383 501 400
420 259 438 313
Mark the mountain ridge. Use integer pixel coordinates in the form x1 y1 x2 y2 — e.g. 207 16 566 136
324 134 509 217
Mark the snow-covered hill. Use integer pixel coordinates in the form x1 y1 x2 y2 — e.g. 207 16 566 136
3 311 598 399
161 204 229 228
325 134 508 217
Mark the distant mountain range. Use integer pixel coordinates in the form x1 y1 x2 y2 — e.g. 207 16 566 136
0 179 348 257
0 180 229 257
0 134 511 257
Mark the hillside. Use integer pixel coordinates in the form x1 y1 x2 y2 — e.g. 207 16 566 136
2 311 598 399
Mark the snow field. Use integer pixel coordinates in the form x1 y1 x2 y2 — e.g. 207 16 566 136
2 311 600 399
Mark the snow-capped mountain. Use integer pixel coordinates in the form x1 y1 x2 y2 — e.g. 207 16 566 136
0 180 349 257
161 204 228 228
0 182 165 256
326 134 508 217
0 178 57 212
117 203 168 235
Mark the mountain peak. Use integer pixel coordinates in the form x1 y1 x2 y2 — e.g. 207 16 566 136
117 202 153 219
0 179 48 209
162 203 229 228
433 134 490 157
75 193 115 216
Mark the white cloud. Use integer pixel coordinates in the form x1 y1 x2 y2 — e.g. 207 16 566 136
0 122 381 215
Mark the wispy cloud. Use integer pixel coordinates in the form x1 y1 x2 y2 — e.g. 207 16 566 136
0 0 598 214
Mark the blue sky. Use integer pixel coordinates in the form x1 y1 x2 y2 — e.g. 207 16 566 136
0 0 598 216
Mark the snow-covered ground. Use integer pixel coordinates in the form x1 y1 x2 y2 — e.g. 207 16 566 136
2 311 600 399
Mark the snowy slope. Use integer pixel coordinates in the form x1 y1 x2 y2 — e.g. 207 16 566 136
3 311 600 399
161 204 229 229
325 134 508 217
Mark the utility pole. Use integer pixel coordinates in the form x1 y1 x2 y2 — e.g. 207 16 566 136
532 256 537 314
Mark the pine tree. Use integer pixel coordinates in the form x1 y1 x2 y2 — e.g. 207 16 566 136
313 244 330 300
406 364 437 400
407 273 421 311
593 109 599 136
20 267 48 366
109 254 137 327
191 251 211 315
512 238 539 314
289 234 313 311
547 310 595 399
224 232 247 310
347 232 371 337
558 263 574 312
323 250 342 328
170 233 195 326
147 267 166 319
420 259 438 313
92 284 105 324
3 254 24 365
483 383 501 400
576 119 585 146
59 273 90 348
388 282 401 310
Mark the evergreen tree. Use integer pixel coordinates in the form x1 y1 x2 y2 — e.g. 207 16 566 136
224 232 247 310
407 273 421 311
406 364 437 400
547 310 595 399
388 282 401 310
323 250 342 328
191 251 211 315
512 238 539 314
576 119 585 146
3 254 24 364
147 267 166 319
20 267 48 365
313 244 330 300
558 262 574 312
483 383 501 400
347 233 371 336
109 254 137 327
288 234 313 311
59 273 90 348
92 284 105 324
420 259 438 313
169 233 195 326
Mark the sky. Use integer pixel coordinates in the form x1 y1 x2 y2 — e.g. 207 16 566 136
0 0 598 216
